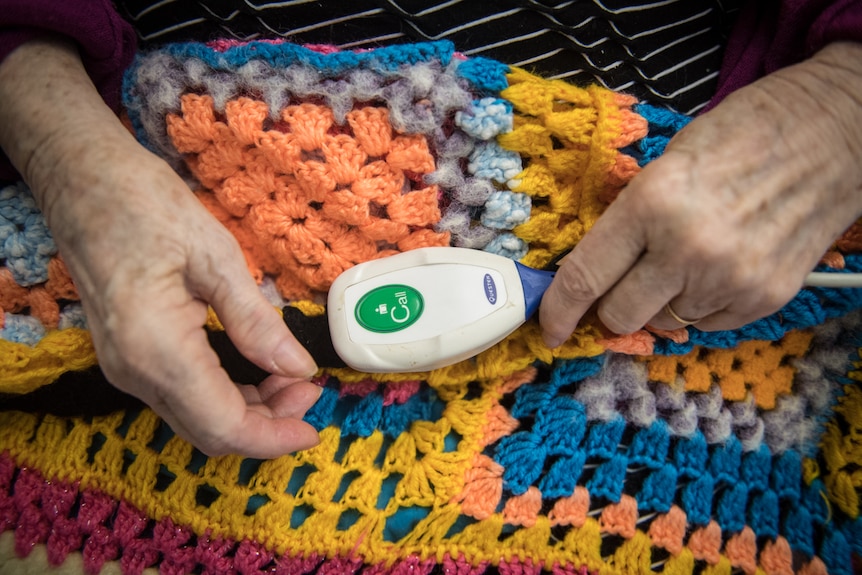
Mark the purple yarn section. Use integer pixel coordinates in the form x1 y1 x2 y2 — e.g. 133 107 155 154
705 0 862 112
0 0 137 180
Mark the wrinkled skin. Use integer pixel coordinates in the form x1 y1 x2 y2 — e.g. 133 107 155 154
2 37 861 457
540 41 862 345
0 38 321 458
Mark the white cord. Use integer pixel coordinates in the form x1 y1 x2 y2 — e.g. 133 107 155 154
804 272 862 288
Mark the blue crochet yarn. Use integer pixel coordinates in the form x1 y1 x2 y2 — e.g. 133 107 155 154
480 191 531 230
0 182 57 286
510 381 555 419
537 451 586 498
653 258 862 354
165 40 456 75
821 530 853 575
845 517 862 555
628 104 692 166
485 357 835 554
636 464 677 512
801 477 830 524
0 313 46 346
681 473 714 526
708 436 742 485
58 304 89 330
303 386 339 431
467 141 523 184
483 233 528 261
740 445 772 492
582 416 625 460
586 454 627 502
496 431 547 494
673 431 709 479
626 420 670 468
455 97 513 140
534 396 587 456
748 490 780 539
343 392 386 437
783 505 815 556
305 381 447 438
549 355 605 387
771 449 801 502
455 56 510 93
379 392 441 437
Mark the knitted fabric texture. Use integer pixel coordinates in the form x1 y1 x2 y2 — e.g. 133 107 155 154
1 39 862 574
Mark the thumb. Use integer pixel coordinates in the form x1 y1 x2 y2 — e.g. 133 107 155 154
539 193 647 346
191 236 318 378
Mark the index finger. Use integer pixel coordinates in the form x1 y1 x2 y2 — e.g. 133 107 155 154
158 369 322 459
539 200 646 347
142 318 321 458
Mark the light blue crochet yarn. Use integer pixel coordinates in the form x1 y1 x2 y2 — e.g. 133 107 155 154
455 97 513 140
483 233 528 261
467 141 522 184
0 182 57 286
0 313 46 346
58 304 89 330
480 191 530 230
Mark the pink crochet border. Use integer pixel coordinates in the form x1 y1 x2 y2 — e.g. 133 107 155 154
0 451 592 575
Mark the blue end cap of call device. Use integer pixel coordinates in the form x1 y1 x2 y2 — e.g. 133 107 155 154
514 262 556 319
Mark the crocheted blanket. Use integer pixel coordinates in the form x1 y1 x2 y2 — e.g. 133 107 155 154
1 40 862 574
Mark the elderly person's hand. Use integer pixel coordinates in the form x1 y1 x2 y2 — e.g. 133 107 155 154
0 38 321 458
540 41 862 346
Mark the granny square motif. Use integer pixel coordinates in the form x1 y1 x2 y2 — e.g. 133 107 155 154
1 39 862 574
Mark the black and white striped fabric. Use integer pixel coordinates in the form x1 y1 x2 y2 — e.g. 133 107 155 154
113 0 744 114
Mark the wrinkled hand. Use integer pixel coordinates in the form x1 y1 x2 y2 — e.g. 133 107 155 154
541 42 862 346
0 39 321 458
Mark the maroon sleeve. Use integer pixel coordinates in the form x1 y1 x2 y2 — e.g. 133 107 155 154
0 0 137 180
706 0 862 111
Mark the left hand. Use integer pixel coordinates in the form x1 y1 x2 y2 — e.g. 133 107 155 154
539 41 862 346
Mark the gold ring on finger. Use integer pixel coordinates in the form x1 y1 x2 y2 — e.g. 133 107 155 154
664 302 701 327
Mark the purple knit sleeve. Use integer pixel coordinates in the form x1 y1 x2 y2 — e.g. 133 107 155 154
706 0 862 111
0 0 137 180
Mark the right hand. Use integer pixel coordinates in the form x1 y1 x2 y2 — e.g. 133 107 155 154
1 38 323 458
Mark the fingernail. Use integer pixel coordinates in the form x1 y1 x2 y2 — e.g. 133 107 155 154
273 340 318 378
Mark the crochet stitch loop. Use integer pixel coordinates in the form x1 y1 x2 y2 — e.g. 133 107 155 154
3 41 862 393
166 93 449 299
500 67 648 270
1 322 859 574
3 38 862 575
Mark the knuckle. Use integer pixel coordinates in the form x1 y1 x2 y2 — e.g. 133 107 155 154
555 257 605 303
597 305 637 335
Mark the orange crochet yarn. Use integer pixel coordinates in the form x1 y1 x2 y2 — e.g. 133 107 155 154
0 258 76 330
167 95 449 299
643 329 813 409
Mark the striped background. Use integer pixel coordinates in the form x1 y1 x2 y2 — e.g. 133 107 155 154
114 0 744 114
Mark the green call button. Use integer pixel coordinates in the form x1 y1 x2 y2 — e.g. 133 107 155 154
355 284 424 333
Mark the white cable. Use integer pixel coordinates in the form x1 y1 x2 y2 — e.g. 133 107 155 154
804 272 862 288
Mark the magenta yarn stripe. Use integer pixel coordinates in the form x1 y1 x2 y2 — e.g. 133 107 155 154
0 452 596 575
